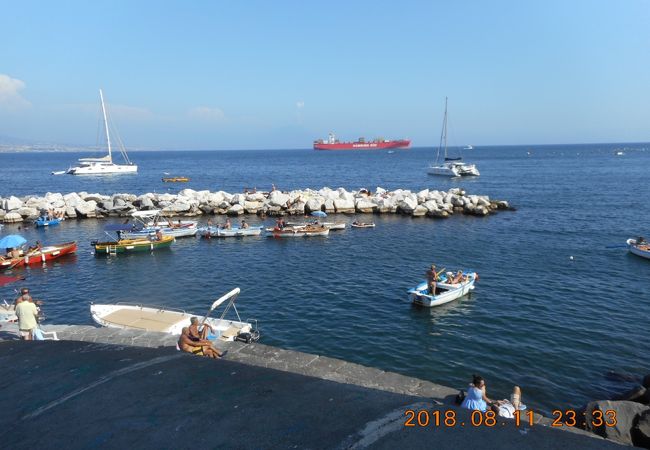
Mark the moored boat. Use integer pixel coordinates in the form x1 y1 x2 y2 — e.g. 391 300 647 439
266 225 330 237
199 225 263 238
92 235 174 255
90 287 259 342
407 271 477 307
627 238 650 260
162 176 190 182
24 242 77 265
351 221 375 228
34 216 62 227
118 210 198 239
0 257 24 271
285 221 346 230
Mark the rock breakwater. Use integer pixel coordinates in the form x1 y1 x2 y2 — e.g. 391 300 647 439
0 187 513 223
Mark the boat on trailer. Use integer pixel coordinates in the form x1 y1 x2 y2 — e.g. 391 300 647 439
199 225 263 238
627 238 650 260
407 271 478 307
90 287 259 343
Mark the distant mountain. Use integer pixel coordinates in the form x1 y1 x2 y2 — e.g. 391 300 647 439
0 134 34 145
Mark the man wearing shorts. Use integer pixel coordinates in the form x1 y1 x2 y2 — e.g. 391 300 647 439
16 299 39 340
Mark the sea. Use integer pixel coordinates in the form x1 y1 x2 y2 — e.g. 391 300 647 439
1 143 649 414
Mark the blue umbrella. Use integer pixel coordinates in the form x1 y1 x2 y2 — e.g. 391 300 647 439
0 234 27 250
310 211 327 218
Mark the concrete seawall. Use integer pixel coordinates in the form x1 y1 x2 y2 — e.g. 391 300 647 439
0 323 619 449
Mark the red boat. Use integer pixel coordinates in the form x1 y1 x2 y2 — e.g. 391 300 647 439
0 242 77 270
313 133 410 150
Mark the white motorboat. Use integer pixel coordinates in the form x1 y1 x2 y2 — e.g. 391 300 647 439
63 89 137 175
199 225 263 238
627 238 650 260
351 221 375 228
407 272 477 307
119 210 198 239
90 287 259 342
428 97 480 177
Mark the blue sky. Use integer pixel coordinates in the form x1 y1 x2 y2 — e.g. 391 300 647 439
0 0 648 149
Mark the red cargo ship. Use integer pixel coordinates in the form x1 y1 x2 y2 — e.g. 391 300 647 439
313 133 410 150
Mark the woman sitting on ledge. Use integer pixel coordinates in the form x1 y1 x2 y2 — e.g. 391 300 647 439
461 374 492 412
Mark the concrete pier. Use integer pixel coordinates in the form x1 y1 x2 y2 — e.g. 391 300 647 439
0 324 620 449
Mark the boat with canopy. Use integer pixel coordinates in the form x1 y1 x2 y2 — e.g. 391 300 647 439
119 210 198 239
90 287 259 342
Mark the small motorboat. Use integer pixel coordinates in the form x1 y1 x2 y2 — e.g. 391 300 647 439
351 221 375 228
162 176 190 182
90 287 259 343
91 235 174 255
34 216 62 227
407 271 477 307
627 238 650 260
266 225 330 238
51 170 66 175
117 210 198 239
285 221 346 230
199 225 263 238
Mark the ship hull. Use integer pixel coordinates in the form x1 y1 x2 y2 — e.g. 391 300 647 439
313 140 410 150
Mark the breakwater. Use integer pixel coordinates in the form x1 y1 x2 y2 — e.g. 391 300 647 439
0 187 512 222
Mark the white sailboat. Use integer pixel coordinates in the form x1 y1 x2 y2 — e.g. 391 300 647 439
427 97 479 177
64 89 137 175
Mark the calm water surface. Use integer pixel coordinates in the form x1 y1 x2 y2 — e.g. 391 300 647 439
1 144 649 414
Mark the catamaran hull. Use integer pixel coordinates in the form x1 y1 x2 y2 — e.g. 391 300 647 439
408 274 477 307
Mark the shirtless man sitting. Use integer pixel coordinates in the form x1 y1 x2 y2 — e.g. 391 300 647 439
178 317 225 359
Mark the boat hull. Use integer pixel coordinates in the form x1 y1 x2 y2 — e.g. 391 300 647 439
267 226 330 237
24 242 77 265
68 163 138 175
0 257 24 271
351 223 375 228
92 236 174 254
314 140 410 150
34 218 61 227
627 239 650 260
120 226 198 239
407 273 477 307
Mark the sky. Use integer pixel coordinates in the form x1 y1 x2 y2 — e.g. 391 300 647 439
0 0 649 150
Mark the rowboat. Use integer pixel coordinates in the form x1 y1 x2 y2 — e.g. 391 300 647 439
90 287 259 343
407 272 477 307
92 235 174 255
199 225 263 238
286 221 346 230
118 210 198 239
34 216 62 227
266 225 330 237
627 238 650 260
0 242 77 269
162 177 190 182
351 222 375 228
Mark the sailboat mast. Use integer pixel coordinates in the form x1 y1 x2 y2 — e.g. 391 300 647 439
99 89 112 163
437 96 448 162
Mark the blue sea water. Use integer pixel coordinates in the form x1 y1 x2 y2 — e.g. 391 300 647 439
1 143 649 414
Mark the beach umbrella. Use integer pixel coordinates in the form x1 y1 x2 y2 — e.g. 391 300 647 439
310 211 327 218
0 234 26 250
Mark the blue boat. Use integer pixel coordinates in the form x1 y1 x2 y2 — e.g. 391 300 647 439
34 216 62 227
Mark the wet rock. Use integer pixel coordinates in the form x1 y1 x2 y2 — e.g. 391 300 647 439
412 205 428 217
3 211 23 223
633 409 650 447
428 209 449 218
586 400 649 445
643 374 650 389
613 386 647 402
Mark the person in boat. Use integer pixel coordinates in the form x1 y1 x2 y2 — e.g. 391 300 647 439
224 219 232 230
637 236 647 245
426 264 438 295
28 241 43 253
449 270 465 284
276 218 285 230
8 247 22 259
240 220 249 229
155 229 163 241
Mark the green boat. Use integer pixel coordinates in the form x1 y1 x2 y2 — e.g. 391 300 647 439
91 235 174 255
